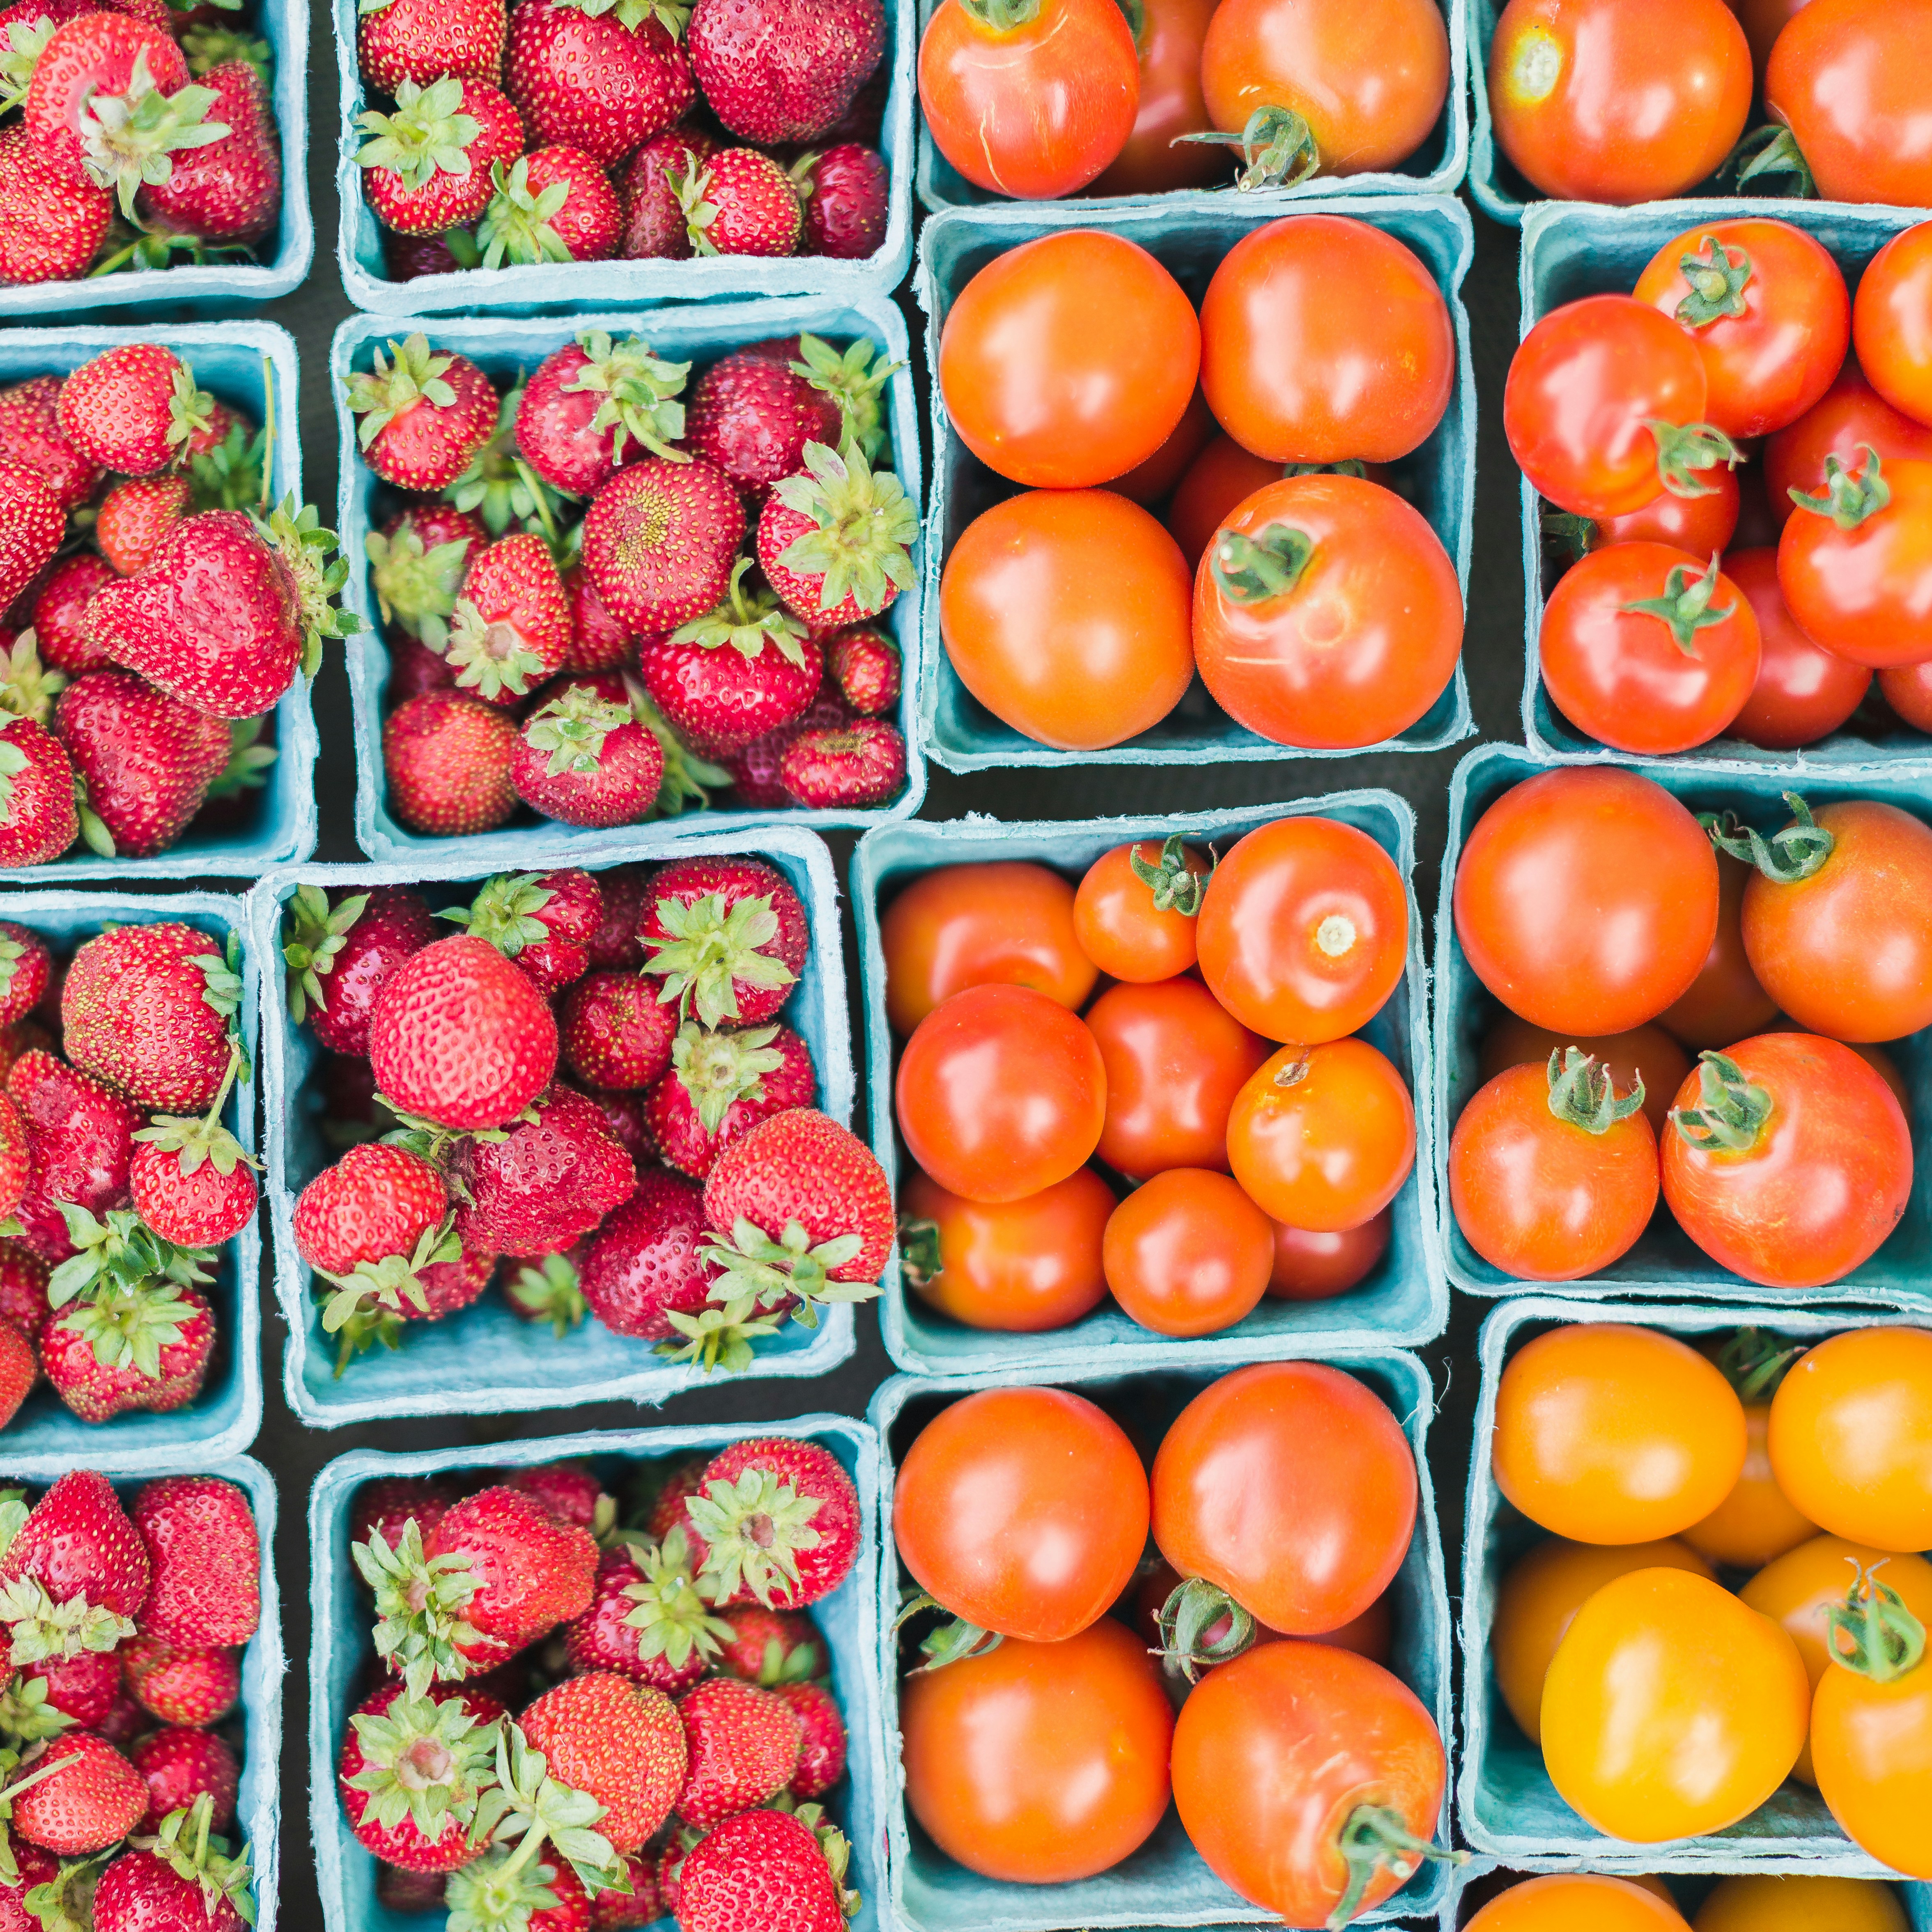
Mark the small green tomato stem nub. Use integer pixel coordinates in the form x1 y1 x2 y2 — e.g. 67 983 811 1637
1327 1805 1465 1930
1826 1563 1927 1685
1174 106 1321 193
1545 1047 1645 1135
895 1589 1004 1672
1726 123 1818 199
1645 418 1744 500
1700 791 1835 884
1790 446 1890 531
1620 552 1737 656
1128 832 1210 916
1155 1574 1256 1684
954 0 1041 28
1713 1326 1804 1403
1210 524 1315 605
1674 236 1753 329
1669 1050 1773 1153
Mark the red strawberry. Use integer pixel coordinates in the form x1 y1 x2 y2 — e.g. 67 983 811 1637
347 337 499 493
562 563 635 673
338 1678 504 1872
0 1240 48 1337
687 1436 859 1610
357 76 525 235
368 504 487 654
56 345 212 478
579 1088 651 1167
9 1732 146 1852
41 1278 216 1422
684 347 841 503
0 126 112 283
0 377 98 510
447 1849 587 1932
54 671 231 860
128 1106 258 1247
388 630 460 703
32 554 117 673
620 124 714 258
798 140 886 258
757 441 915 633
644 562 822 753
293 1142 453 1333
95 476 191 576
138 60 280 242
655 1834 690 1921
519 1670 685 1852
577 1167 710 1342
351 1477 456 1558
674 1804 852 1932
383 689 519 836
516 333 688 496
0 1322 31 1429
0 1090 25 1224
96 1686 141 1748
120 1633 239 1725
712 1603 821 1684
131 1475 260 1647
512 682 664 828
673 146 800 257
130 1726 238 1836
0 465 60 611
505 0 692 163
478 145 620 265
0 925 47 1030
721 700 838 806
5 1051 138 1262
779 1679 845 1798
779 717 904 808
562 1535 724 1692
9 1647 120 1733
283 885 437 1057
825 624 898 714
447 864 602 962
358 0 507 92
584 872 648 967
502 1462 608 1532
646 1021 813 1179
687 0 881 143
0 1470 149 1656
582 458 744 636
590 1852 661 1930
452 1084 636 1257
92 1804 256 1932
445 532 571 705
672 1676 800 1827
378 1863 452 1911
638 855 806 1028
561 971 677 1089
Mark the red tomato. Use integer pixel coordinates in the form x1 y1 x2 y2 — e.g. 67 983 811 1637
1195 814 1408 1045
1267 1206 1391 1300
1661 1032 1911 1287
1152 1358 1417 1631
938 233 1201 490
1132 1558 1394 1661
1072 838 1211 982
1453 766 1719 1036
1103 1167 1274 1335
1583 463 1740 556
1109 388 1214 505
1879 659 1932 731
1478 1015 1690 1137
895 984 1106 1204
1723 545 1872 749
940 490 1195 750
1168 434 1286 568
1086 976 1270 1177
1537 541 1760 755
893 1385 1149 1640
1192 473 1464 749
1739 0 1813 74
1089 0 1225 192
1656 851 1780 1052
1198 216 1454 465
1763 360 1932 520
917 0 1140 199
1489 0 1751 203
1778 453 1932 666
1852 222 1932 427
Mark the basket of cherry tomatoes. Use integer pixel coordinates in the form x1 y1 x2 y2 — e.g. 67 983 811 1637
1441 1863 1929 1931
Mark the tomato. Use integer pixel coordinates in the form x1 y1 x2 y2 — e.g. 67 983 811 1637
1764 361 1932 520
939 234 1201 491
895 984 1106 1204
881 861 1096 1034
1633 220 1849 440
940 489 1194 750
1853 223 1932 429
1168 435 1285 568
1103 1167 1273 1336
1695 1875 1911 1932
1681 1406 1817 1571
1152 1359 1417 1632
1478 1015 1690 1136
1198 216 1454 465
1583 463 1740 556
898 1168 1114 1333
1453 766 1719 1037
1734 797 1932 1041
1541 1566 1810 1841
1768 1326 1932 1551
1466 1875 1691 1932
1737 0 1813 74
1226 1038 1415 1232
1195 814 1408 1045
1879 659 1932 731
1197 0 1449 178
1722 546 1872 750
1267 1206 1390 1300
1192 473 1464 749
1656 852 1780 1052
917 0 1139 200
1778 453 1932 666
1072 838 1211 982
1089 0 1224 193
1846 1038 1914 1120
1448 1054 1659 1282
894 1385 1149 1641
1492 1537 1714 1744
898 1618 1172 1883
1538 541 1760 755
1109 388 1214 505
1661 1034 1910 1288
1130 1557 1394 1661
1169 1643 1448 1925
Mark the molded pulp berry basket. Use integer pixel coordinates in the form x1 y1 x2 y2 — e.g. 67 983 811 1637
0 324 315 880
333 0 914 312
914 0 1469 210
1433 743 1932 1309
1518 199 1932 767
851 795 1449 1378
914 195 1477 773
869 1350 1453 1931
308 1415 886 1932
0 889 262 1470
1462 1295 1926 1872
1435 1859 1932 1926
331 298 927 865
250 826 856 1428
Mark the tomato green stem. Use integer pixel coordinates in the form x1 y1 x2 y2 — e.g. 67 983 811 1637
1643 418 1743 500
1154 1575 1255 1683
1541 507 1596 565
1701 791 1834 882
1790 446 1890 530
1545 1048 1645 1135
896 1217 941 1290
1826 1564 1926 1684
954 0 1042 27
1327 1804 1464 1930
1174 106 1320 190
1725 124 1818 199
1673 237 1753 329
1619 553 1737 655
1211 524 1315 605
1669 1050 1773 1153
1128 832 1209 916
1712 1326 1803 1403
895 1590 1004 1672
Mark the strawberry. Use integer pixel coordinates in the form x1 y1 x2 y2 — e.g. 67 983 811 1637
687 1437 858 1610
131 1475 259 1647
0 1323 30 1429
0 1470 149 1658
41 1278 216 1422
672 1677 800 1826
512 682 664 829
778 717 904 808
712 1603 820 1684
368 504 487 653
563 1535 724 1692
638 855 806 1028
686 0 881 143
358 0 507 92
383 689 519 836
561 971 677 1089
519 1671 685 1852
92 1797 257 1932
0 466 60 611
619 124 713 258
646 1022 813 1179
442 380 565 536
0 1242 45 1337
283 885 436 1056
0 926 47 1031
756 441 915 634
655 1834 689 1920
128 1098 258 1247
347 336 499 493
579 1088 650 1167
674 1804 854 1932
451 1084 636 1258
138 60 280 242
294 1141 454 1340
644 606 821 756
0 1089 24 1218
778 1679 845 1798
443 865 601 982
500 1247 586 1333
8 1731 147 1852
389 630 460 703
562 563 635 673
516 333 689 497
447 1848 588 1932
0 126 111 283
0 377 98 510
582 458 744 635
32 555 116 673
798 141 886 258
728 689 839 800
502 1462 609 1532
130 1726 237 1835
351 1476 456 1557
356 76 526 236
584 871 648 967
5 1052 138 1263
0 1839 56 1925
378 1863 451 1911
824 624 897 714
385 221 482 275
7 1646 120 1732
445 532 571 705
120 1633 238 1724
478 145 620 265
576 1167 710 1342
590 1852 661 1930
683 346 843 503
54 671 231 860
95 476 190 576
56 345 213 478
673 146 800 257
96 1685 141 1747
339 1678 504 1873
506 0 692 163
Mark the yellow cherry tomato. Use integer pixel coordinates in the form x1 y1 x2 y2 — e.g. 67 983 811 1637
1694 1873 1910 1932
1540 1567 1809 1842
1468 1873 1689 1931
1493 1324 1748 1543
1682 1404 1818 1569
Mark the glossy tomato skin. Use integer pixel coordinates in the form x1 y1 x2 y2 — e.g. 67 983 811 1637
1267 1206 1390 1300
895 984 1106 1204
1763 361 1932 518
1167 435 1286 569
1478 1015 1689 1137
898 1619 1173 1883
1453 766 1719 1037
1198 217 1454 464
1681 1400 1817 1570
1852 221 1932 426
940 489 1194 750
1110 387 1214 505
1738 0 1813 75
918 0 1139 199
881 861 1096 1034
938 233 1201 489
1697 1875 1911 1932
1169 1642 1446 1925
1661 1033 1911 1288
1195 814 1408 1045
1102 1167 1274 1335
1722 546 1871 750
1072 840 1211 982
1089 0 1224 192
1879 659 1932 731
1192 473 1464 749
894 1385 1149 1640
1466 1875 1691 1932
1489 0 1751 203
1587 464 1739 556
1087 977 1270 1177
1778 457 1932 666
898 1167 1113 1332
1812 1632 1932 1878
1657 851 1780 1051
1151 1358 1417 1631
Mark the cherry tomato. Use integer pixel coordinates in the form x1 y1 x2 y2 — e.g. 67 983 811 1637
1583 463 1740 556
1768 1326 1932 1552
881 861 1096 1034
1453 766 1719 1036
1778 453 1932 666
1478 1015 1689 1137
939 234 1201 490
1167 435 1286 568
1737 0 1813 75
897 1168 1114 1332
1169 1643 1447 1925
1722 546 1871 750
1656 851 1780 1052
1267 1206 1390 1300
1109 387 1214 505
898 1618 1173 1883
1492 1537 1715 1744
896 984 1106 1204
1227 1038 1415 1233
1879 659 1932 731
1846 1038 1914 1120
1102 1167 1273 1336
1633 220 1849 440
1072 838 1211 982
1198 216 1454 465
1089 0 1224 192
1129 1557 1394 1660
1853 222 1932 429
940 489 1194 750
1681 1404 1817 1571
1663 1034 1910 1288
1152 1359 1417 1631
1764 361 1932 520
917 0 1139 199
1541 1566 1810 1841
1192 473 1464 749
1467 1876 1691 1932
894 1385 1149 1640
1195 814 1408 1045
1695 1875 1911 1932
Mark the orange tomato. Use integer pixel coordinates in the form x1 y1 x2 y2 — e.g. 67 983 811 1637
1167 434 1287 570
1102 1167 1274 1336
1267 1205 1391 1300
1764 361 1932 517
1072 839 1211 982
1853 221 1932 427
1881 658 1932 733
1656 850 1780 1052
1682 1401 1817 1569
1089 0 1225 192
1695 1875 1910 1932
1478 1014 1689 1137
1109 388 1215 505
1467 1875 1691 1932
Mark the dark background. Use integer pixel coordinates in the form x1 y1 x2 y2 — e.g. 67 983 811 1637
208 19 1532 1920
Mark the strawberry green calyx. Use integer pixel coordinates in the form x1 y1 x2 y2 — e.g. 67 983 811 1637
1155 1573 1255 1684
445 1851 578 1932
554 0 686 26
52 1278 200 1381
181 21 270 80
0 16 55 115
1701 790 1834 883
446 388 564 536
0 634 66 729
1129 832 1210 914
620 1529 731 1669
0 1744 23 1886
792 335 899 464
522 687 633 779
0 1675 74 1745
1670 1050 1773 1154
349 333 463 450
1176 104 1319 191
190 933 252 1083
1620 554 1738 654
1212 523 1313 604
563 330 690 466
501 1254 583 1336
686 1463 825 1608
366 524 473 648
1791 446 1890 530
442 872 559 958
0 937 25 1005
644 891 797 1027
257 495 366 680
478 157 574 270
356 1518 485 1696
1672 236 1753 329
790 1805 860 1921
1545 1048 1646 1134
1825 1565 1926 1684
47 1204 215 1307
326 1298 402 1374
137 1796 257 1927
163 360 220 462
655 1300 783 1374
669 1022 784 1134
443 596 549 702
671 558 810 667
356 78 481 192
21 1853 104 1932
671 152 726 256
206 717 277 797
282 885 373 1022
78 56 228 221
628 685 729 818
1643 416 1743 501
772 441 918 619
188 419 266 513
345 1693 503 1846
466 1722 625 1895
316 1215 464 1336
0 1571 136 1664
133 1051 260 1183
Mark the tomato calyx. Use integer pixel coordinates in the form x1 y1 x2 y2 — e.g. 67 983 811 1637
1642 418 1744 501
1791 446 1891 531
1545 1047 1645 1134
1285 459 1368 480
1672 237 1753 330
1701 791 1835 884
1541 507 1597 565
894 1587 1004 1672
1211 524 1315 605
952 0 1045 30
1127 832 1210 917
1618 552 1738 655
1725 124 1818 201
1328 1804 1464 1931
1154 1574 1256 1683
1825 1564 1927 1686
1174 106 1320 193
1709 1325 1803 1402
1669 1049 1773 1153
896 1214 942 1289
